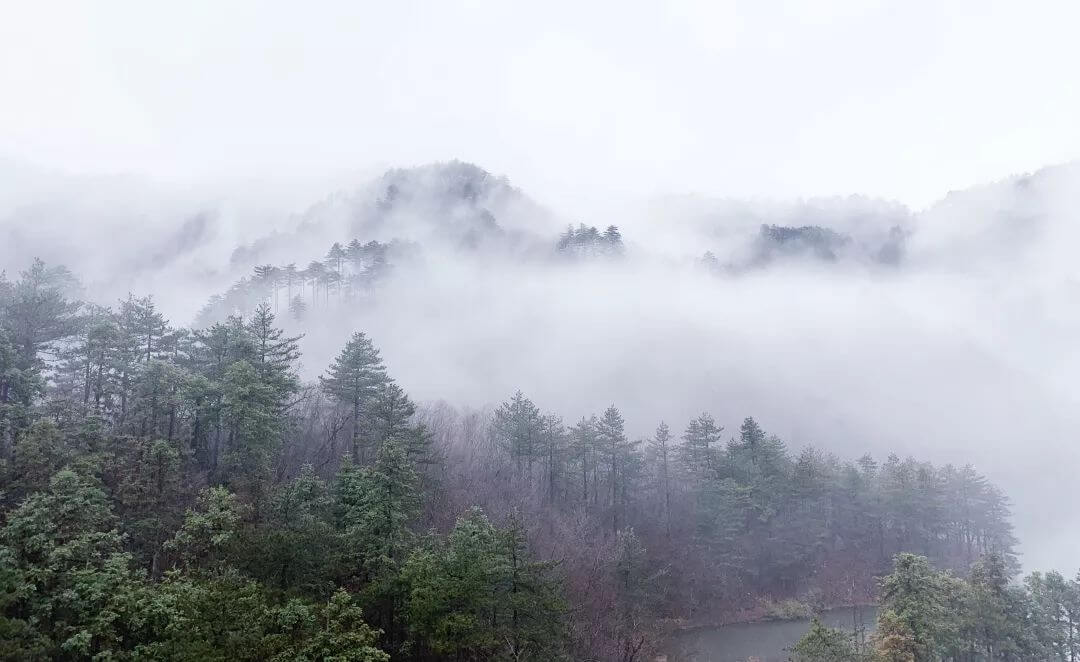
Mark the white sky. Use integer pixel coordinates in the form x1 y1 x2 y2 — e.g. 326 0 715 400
2 0 1079 210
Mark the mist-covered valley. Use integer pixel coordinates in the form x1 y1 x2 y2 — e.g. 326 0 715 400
10 2 1080 658
5 158 1080 579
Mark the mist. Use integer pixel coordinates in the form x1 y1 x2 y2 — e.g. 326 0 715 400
5 4 1080 657
4 157 1079 573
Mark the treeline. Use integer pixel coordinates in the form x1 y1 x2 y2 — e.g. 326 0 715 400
199 220 629 327
555 223 624 258
479 393 1017 609
794 552 1080 661
0 260 563 660
0 258 1037 661
197 239 393 326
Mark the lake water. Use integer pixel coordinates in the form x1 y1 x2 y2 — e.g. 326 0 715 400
666 606 878 662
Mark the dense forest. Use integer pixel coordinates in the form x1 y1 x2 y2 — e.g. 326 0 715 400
0 257 1077 661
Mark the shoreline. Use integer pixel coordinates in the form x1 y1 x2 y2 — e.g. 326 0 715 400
660 601 880 636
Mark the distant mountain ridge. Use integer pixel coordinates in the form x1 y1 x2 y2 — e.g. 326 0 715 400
229 161 555 270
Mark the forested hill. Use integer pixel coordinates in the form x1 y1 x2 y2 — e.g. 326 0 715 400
227 161 556 271
7 258 1079 662
190 160 1080 336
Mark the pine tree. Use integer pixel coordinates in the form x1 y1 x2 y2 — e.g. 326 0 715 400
166 486 247 572
492 391 544 480
220 360 280 487
0 469 139 659
370 382 415 447
874 553 962 662
268 589 389 661
680 412 723 480
501 513 570 660
282 262 299 303
254 465 335 593
246 303 301 382
0 327 39 457
337 440 419 649
647 421 674 540
252 264 280 310
596 405 631 531
402 507 568 661
602 224 624 256
321 332 389 463
539 413 566 505
116 437 183 577
305 261 326 306
737 416 766 468
570 416 597 506
114 295 148 424
0 259 79 447
288 294 307 322
791 618 860 662
131 295 169 362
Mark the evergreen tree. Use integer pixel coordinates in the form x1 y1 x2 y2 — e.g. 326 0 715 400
220 360 280 487
647 421 674 539
791 618 860 662
570 416 598 506
874 553 961 662
0 470 140 659
539 413 567 504
602 225 624 256
321 332 389 463
492 391 543 479
166 486 248 573
245 303 301 392
403 508 568 661
288 294 307 322
0 260 79 446
369 382 416 449
680 412 723 480
252 465 335 594
596 405 632 531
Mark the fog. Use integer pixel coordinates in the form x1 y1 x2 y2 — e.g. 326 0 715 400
4 0 1080 576
4 158 1079 572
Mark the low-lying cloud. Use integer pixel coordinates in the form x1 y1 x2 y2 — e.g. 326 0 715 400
3 159 1079 571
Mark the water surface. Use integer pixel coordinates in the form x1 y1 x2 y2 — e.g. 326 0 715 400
667 606 878 662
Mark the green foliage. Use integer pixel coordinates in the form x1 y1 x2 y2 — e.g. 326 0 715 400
761 597 816 621
874 553 959 661
220 359 280 484
132 572 389 662
1025 569 1080 661
791 618 860 662
872 552 1049 661
320 332 388 463
7 420 67 500
250 465 335 594
492 391 543 476
166 487 247 572
337 440 419 583
0 469 140 660
263 590 389 662
1 258 1057 662
403 508 568 661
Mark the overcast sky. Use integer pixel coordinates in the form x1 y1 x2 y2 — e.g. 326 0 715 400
3 0 1079 211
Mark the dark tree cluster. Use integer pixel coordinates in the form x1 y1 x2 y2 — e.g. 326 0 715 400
450 396 1018 644
794 552 1080 661
0 260 565 661
556 223 624 258
198 239 392 326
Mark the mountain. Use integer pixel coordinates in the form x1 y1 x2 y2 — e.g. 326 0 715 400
228 161 556 271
